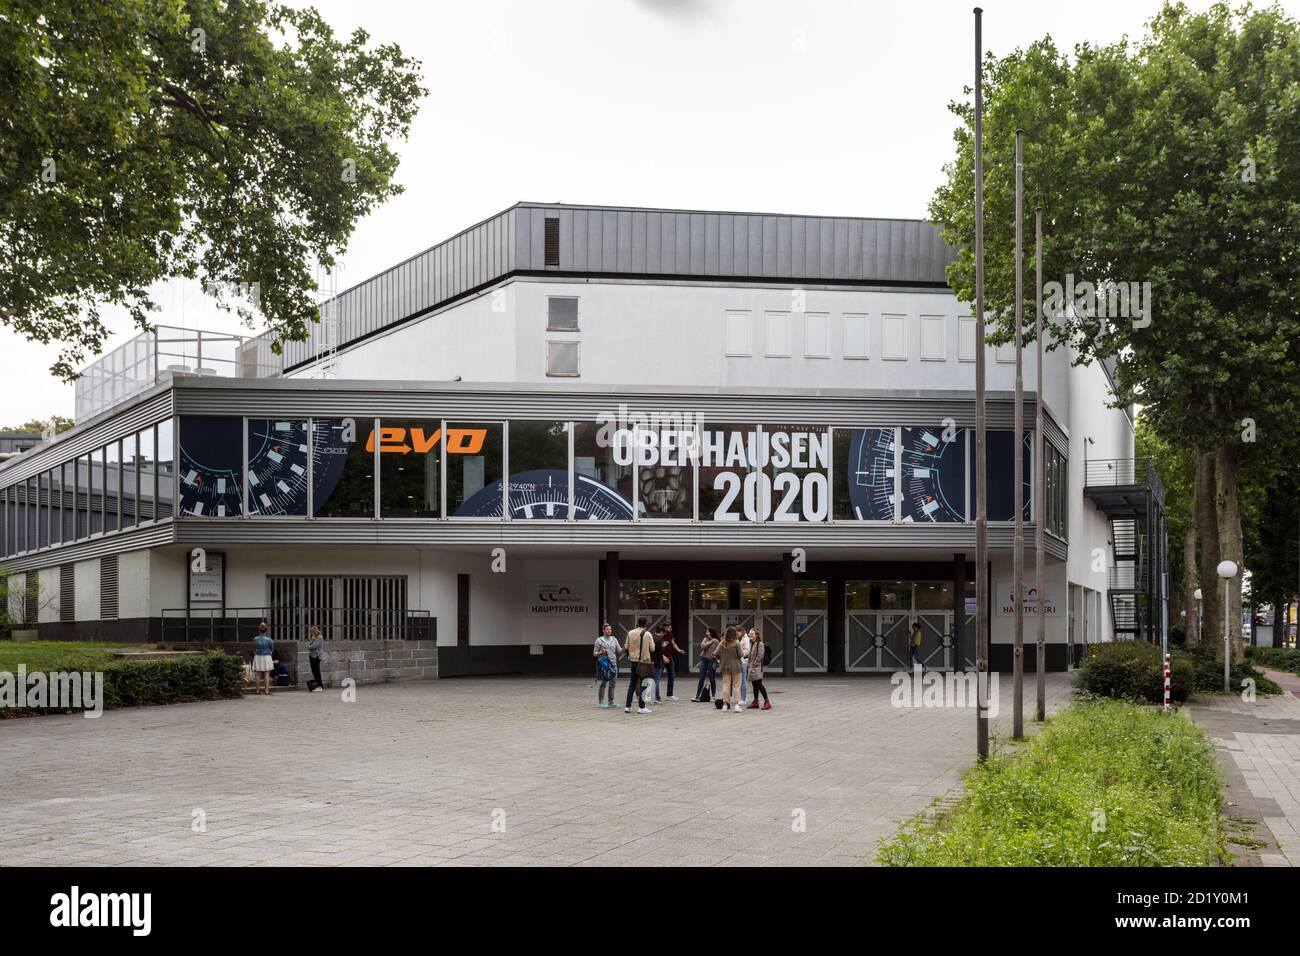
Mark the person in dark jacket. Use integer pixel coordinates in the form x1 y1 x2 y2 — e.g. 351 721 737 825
306 625 325 692
693 627 720 701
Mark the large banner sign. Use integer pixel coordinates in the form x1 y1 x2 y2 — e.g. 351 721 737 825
609 425 829 522
176 415 1030 524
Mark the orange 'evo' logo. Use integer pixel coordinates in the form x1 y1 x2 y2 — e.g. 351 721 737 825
364 427 486 455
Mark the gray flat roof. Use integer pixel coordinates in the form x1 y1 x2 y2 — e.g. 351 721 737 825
279 202 956 371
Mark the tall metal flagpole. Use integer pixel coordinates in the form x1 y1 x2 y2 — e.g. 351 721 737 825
1035 207 1046 722
1013 129 1025 741
974 7 989 759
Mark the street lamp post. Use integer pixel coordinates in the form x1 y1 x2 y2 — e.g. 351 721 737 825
1194 587 1203 648
1217 561 1238 693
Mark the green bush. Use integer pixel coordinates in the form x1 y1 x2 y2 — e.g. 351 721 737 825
1074 641 1192 703
877 699 1224 866
1246 645 1300 674
2 650 244 716
1180 643 1280 695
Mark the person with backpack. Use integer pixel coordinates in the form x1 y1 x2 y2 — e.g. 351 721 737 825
747 630 771 709
692 627 720 702
716 627 744 713
622 617 656 714
593 623 620 709
654 622 685 702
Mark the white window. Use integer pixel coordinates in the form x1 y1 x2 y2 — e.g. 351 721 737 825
765 311 790 357
882 314 908 361
725 310 751 356
547 296 579 331
958 316 976 362
546 341 580 376
843 313 869 359
803 311 829 358
920 315 946 361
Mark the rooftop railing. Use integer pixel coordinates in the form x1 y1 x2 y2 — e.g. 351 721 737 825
75 325 282 421
1083 456 1164 506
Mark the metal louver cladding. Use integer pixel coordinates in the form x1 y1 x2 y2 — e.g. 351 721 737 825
544 216 560 267
23 570 38 626
60 564 75 622
267 575 408 641
99 555 119 620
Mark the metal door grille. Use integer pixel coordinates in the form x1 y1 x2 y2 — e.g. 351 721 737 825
267 575 408 640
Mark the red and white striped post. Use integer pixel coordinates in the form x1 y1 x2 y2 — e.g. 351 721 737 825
1163 654 1171 712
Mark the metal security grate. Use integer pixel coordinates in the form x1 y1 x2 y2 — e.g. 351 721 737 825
23 570 38 626
267 575 409 640
99 555 119 620
544 216 560 267
59 565 75 622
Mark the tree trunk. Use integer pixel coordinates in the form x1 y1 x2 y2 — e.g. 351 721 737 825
1183 499 1199 645
1195 449 1221 651
1215 441 1245 664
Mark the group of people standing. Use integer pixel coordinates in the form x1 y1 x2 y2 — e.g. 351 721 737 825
592 619 772 714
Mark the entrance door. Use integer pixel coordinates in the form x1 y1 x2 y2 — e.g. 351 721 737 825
762 609 828 672
687 579 827 673
844 581 958 672
844 611 910 671
615 579 670 642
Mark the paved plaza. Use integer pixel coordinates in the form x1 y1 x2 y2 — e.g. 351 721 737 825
0 672 1071 867
1188 670 1300 867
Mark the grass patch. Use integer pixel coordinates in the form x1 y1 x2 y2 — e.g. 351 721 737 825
0 641 136 673
877 699 1224 866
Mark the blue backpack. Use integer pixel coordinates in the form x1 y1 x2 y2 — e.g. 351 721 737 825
597 655 616 681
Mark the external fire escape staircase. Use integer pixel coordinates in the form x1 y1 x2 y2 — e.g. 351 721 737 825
1083 457 1167 643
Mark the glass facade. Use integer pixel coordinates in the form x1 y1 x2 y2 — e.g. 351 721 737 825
0 415 1056 561
379 418 440 518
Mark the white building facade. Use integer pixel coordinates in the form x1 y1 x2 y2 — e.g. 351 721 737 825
1 203 1161 677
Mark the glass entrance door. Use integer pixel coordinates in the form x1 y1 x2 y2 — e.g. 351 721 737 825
845 581 961 672
688 580 828 673
616 579 670 641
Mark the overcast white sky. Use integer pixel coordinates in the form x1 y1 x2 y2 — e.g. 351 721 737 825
5 0 1297 426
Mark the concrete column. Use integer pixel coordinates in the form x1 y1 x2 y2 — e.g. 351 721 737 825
782 552 795 678
604 551 620 635
953 553 966 670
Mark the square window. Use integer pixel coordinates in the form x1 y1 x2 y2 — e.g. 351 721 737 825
882 314 908 360
546 341 580 376
920 315 946 361
725 310 751 356
804 312 829 359
843 313 869 359
765 311 790 357
547 297 579 331
958 316 976 362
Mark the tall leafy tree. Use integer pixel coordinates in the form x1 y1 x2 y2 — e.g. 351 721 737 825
0 0 426 378
930 2 1300 662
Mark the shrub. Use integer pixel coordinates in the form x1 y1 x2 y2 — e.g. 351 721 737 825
1180 642 1280 696
1246 645 1300 674
2 650 244 716
877 699 1224 866
1074 641 1191 703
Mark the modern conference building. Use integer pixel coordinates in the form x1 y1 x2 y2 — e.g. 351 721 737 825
0 202 1166 677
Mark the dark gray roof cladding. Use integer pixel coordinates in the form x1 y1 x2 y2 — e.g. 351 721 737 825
282 202 956 370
